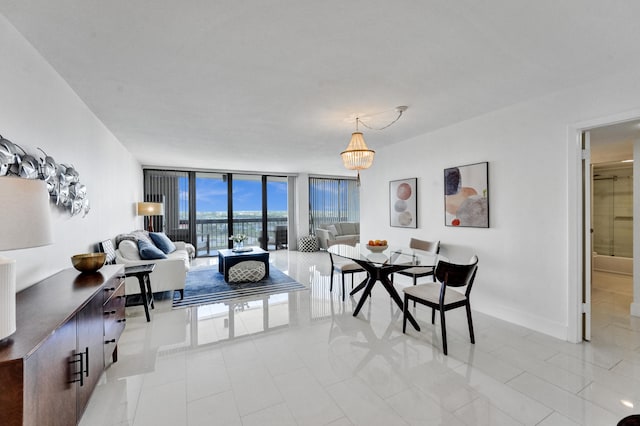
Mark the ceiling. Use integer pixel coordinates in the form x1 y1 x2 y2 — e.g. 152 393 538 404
1 1 640 175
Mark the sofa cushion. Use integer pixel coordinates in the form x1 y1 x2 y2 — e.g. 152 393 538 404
138 239 167 260
118 240 141 260
149 232 176 254
340 222 357 235
326 224 338 238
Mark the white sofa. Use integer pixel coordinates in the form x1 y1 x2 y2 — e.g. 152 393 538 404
315 222 360 250
114 233 190 299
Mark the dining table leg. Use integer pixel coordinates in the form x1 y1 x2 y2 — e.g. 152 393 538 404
351 261 421 331
349 276 369 296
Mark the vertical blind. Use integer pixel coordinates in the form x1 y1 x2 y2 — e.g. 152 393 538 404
309 177 359 233
143 170 190 242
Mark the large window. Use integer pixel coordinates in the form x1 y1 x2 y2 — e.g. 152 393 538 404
309 177 359 233
144 170 289 256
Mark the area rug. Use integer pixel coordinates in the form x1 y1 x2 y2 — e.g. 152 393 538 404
172 265 307 309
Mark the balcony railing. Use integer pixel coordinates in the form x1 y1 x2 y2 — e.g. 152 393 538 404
169 217 288 256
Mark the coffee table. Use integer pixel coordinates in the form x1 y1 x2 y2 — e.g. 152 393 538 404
218 247 270 282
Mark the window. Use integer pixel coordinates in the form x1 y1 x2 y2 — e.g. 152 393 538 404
309 177 359 233
144 169 289 256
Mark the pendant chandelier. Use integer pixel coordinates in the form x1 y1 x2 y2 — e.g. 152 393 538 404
340 118 375 178
340 106 407 183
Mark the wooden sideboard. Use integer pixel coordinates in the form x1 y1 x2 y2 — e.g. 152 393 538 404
0 265 125 426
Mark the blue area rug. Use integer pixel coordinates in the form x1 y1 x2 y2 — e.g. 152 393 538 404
172 265 307 309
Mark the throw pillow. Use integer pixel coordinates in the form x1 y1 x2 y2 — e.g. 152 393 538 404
118 240 141 260
149 232 176 254
138 239 167 260
115 233 137 247
132 230 154 246
340 222 357 235
326 224 338 237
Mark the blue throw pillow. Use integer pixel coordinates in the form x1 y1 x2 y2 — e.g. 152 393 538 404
138 239 167 260
149 232 177 254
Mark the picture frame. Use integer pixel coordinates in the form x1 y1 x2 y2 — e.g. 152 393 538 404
444 162 489 228
390 178 417 228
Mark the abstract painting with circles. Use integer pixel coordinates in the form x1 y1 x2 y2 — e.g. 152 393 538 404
444 161 489 228
389 178 417 228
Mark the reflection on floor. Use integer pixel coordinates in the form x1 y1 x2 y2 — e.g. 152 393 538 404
80 251 640 426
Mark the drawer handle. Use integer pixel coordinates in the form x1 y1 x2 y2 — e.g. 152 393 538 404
104 310 117 315
104 287 116 292
117 318 127 323
69 352 84 386
105 338 116 344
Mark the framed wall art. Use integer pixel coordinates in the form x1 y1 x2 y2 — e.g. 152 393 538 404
444 162 489 228
390 178 417 228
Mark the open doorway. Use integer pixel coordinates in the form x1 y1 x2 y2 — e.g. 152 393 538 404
585 120 638 341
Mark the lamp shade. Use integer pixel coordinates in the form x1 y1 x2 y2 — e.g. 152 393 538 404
0 177 53 340
341 132 375 170
136 202 164 216
0 177 53 251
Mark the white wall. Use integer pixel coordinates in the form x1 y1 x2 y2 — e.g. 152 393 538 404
360 64 640 341
0 14 143 290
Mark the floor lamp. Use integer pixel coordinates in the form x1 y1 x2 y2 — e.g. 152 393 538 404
137 202 164 232
0 177 53 340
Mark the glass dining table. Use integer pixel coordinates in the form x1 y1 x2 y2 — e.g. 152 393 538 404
328 243 444 330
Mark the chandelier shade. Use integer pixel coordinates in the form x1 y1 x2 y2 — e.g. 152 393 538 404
340 131 375 170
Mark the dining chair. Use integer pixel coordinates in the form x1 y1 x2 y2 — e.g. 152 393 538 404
391 238 440 286
327 238 365 301
402 255 478 355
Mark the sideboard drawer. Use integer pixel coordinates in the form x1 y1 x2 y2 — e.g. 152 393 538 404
103 276 125 366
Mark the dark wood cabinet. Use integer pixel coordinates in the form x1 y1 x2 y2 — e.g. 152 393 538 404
76 292 107 420
0 265 125 426
103 277 126 366
23 319 77 426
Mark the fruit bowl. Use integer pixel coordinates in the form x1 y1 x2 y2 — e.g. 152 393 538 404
71 253 106 273
366 244 388 253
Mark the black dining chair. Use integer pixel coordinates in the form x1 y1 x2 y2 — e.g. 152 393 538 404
402 255 478 355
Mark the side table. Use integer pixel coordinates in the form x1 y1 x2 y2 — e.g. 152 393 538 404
124 263 156 322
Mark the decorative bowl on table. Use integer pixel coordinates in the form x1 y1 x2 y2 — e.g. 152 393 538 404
366 243 388 253
71 252 106 273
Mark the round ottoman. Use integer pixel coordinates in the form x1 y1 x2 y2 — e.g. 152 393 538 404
228 260 266 283
298 235 319 252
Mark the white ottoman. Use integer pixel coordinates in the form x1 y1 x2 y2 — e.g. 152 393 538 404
228 260 266 283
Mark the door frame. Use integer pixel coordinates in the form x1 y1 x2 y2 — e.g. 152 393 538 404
567 109 640 343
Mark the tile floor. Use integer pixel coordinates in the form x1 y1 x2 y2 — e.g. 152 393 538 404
80 251 640 426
